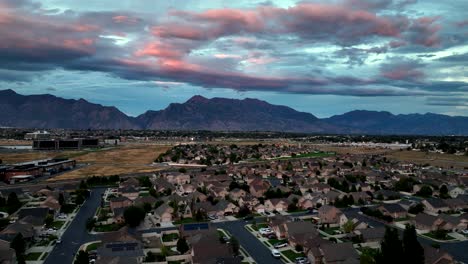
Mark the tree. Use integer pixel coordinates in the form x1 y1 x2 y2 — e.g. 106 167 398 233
74 250 89 264
6 192 21 214
237 205 251 217
11 233 25 257
408 203 425 214
379 227 403 264
123 206 146 227
58 193 65 206
176 237 189 253
439 185 449 199
402 225 424 264
45 215 54 227
416 185 433 197
342 220 355 233
230 237 240 255
143 202 152 213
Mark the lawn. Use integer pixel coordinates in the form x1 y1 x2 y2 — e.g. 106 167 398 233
423 232 456 241
162 233 179 242
25 252 42 261
251 223 268 231
49 220 65 229
268 238 287 245
282 250 305 262
94 223 122 232
320 226 340 235
86 242 102 252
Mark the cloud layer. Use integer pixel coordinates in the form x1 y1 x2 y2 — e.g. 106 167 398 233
0 0 467 113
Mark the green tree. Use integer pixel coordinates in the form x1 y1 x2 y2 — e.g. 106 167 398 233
58 193 65 206
402 225 424 264
176 237 189 253
10 233 25 256
342 220 355 233
379 227 403 264
6 192 21 214
230 237 240 255
74 250 89 264
416 185 433 197
439 185 449 199
123 206 146 227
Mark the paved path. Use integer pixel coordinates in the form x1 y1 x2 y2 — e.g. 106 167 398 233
43 188 105 264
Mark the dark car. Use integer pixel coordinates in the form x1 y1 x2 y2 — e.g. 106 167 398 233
267 234 277 239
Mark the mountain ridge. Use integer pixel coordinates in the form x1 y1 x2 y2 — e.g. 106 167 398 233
1 89 468 135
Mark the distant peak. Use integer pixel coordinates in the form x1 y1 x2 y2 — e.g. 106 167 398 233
0 89 17 95
186 95 209 103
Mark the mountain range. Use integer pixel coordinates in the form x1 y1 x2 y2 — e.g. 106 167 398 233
1 89 468 135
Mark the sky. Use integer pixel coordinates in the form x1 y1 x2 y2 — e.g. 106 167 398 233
0 0 467 117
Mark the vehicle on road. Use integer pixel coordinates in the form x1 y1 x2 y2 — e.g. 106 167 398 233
274 242 288 249
272 249 281 258
243 215 254 221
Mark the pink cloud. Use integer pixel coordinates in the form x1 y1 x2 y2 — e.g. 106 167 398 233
112 15 139 24
135 42 184 58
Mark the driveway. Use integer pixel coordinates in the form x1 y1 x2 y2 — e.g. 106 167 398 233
43 188 105 264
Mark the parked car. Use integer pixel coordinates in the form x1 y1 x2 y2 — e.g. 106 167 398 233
295 257 310 264
460 230 468 235
267 234 277 239
274 242 288 249
259 228 273 235
271 249 281 258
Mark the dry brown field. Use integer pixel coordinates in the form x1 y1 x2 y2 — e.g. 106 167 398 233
386 150 468 169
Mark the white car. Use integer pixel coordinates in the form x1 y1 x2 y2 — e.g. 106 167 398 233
271 249 281 258
274 242 288 249
259 228 273 235
461 230 468 235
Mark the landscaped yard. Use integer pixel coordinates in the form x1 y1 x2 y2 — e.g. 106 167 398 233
162 233 179 242
251 223 268 231
423 231 456 241
94 223 122 232
86 242 102 252
320 226 341 235
282 250 305 262
25 252 42 261
49 220 66 229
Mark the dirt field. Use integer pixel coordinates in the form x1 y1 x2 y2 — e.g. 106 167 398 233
310 145 392 155
0 150 80 164
386 150 468 169
50 143 172 180
0 139 31 146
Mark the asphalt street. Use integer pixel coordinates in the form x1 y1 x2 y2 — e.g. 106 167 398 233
43 190 468 264
43 188 105 264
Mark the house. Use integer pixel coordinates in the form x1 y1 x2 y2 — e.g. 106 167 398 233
133 196 157 208
318 205 347 225
249 179 270 197
0 239 16 264
355 227 386 243
96 227 144 264
423 245 454 264
422 198 450 214
320 242 359 264
349 192 372 202
413 213 452 232
40 196 61 214
229 188 247 201
0 219 36 242
154 204 174 223
264 198 289 212
109 196 133 212
448 186 465 198
378 204 407 219
268 215 290 238
119 178 140 189
16 207 49 225
181 226 235 264
284 222 319 247
119 186 139 201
